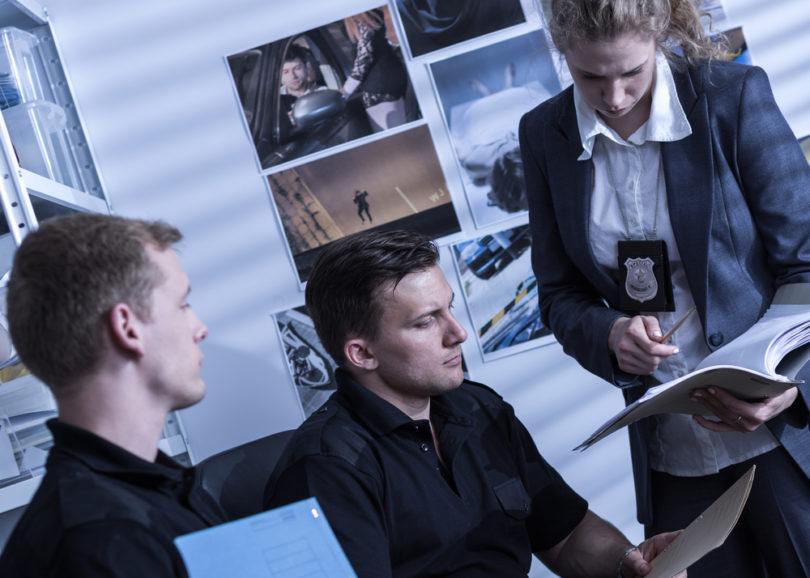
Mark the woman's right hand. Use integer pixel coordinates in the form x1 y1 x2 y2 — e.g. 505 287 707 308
608 316 679 375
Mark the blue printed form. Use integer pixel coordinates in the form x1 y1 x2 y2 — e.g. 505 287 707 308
175 497 357 578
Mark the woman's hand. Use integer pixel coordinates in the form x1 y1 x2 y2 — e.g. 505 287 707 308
691 386 798 432
609 315 680 375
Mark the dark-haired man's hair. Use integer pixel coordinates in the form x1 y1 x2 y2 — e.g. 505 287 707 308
305 230 439 367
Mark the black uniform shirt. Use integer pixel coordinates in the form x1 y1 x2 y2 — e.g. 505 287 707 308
264 370 588 578
0 420 225 578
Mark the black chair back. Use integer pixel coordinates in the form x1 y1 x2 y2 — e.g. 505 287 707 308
196 429 295 520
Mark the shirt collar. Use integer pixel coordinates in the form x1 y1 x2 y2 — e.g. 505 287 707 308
334 369 473 435
574 52 692 160
47 419 186 483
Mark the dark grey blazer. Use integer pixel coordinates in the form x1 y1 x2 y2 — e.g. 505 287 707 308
519 58 810 524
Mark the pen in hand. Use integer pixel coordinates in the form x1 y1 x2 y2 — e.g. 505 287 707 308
660 307 696 343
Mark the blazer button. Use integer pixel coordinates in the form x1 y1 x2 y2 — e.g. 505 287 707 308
420 443 430 452
709 333 724 347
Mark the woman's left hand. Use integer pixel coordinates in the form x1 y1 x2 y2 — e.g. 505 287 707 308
690 386 798 432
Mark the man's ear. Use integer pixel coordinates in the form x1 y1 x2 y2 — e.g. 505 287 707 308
344 337 378 372
107 303 146 358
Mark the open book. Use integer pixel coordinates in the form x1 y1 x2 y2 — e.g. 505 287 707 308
576 284 810 451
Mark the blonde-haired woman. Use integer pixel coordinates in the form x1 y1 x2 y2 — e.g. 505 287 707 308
342 8 409 132
520 0 810 575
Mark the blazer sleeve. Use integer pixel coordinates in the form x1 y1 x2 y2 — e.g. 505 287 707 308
733 66 810 416
731 66 810 285
519 104 638 388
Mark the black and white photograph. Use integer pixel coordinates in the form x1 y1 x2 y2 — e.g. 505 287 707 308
274 305 337 419
393 0 526 57
266 124 460 283
451 223 554 362
430 30 561 227
227 5 421 170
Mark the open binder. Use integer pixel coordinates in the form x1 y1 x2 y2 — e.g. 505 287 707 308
576 284 810 451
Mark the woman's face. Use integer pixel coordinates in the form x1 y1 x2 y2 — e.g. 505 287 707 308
564 33 657 136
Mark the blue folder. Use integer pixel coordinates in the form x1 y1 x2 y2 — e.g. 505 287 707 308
175 497 357 578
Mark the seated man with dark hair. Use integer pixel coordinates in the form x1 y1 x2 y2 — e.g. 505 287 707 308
264 229 683 578
0 213 225 578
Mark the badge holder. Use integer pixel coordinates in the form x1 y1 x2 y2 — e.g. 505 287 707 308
618 240 675 312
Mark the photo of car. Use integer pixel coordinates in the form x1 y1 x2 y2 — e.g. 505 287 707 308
274 306 338 418
228 8 421 170
456 225 531 280
452 223 556 362
480 276 551 353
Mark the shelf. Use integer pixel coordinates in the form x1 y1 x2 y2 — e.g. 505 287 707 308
0 0 45 30
0 474 40 513
0 170 109 237
0 0 127 519
22 169 108 214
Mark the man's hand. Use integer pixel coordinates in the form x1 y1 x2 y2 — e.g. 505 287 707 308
621 531 685 577
538 511 686 577
609 316 679 375
691 386 798 432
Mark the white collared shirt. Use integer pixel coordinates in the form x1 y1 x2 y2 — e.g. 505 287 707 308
574 53 778 476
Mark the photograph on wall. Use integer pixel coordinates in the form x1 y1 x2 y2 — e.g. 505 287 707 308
537 0 553 26
718 27 751 64
227 5 422 170
451 223 554 362
429 30 561 228
274 305 337 419
267 124 461 283
392 0 526 58
696 0 729 33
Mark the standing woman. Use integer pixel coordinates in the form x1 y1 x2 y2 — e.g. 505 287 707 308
342 8 409 132
519 0 810 576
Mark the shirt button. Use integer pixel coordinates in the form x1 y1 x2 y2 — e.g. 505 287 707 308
709 332 724 347
420 443 430 452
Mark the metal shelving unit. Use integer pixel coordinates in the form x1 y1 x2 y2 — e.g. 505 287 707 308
0 0 190 515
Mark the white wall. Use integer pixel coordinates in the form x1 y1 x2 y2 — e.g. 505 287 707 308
2 0 809 574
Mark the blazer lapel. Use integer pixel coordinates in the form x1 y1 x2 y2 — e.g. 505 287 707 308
553 96 620 301
661 65 713 315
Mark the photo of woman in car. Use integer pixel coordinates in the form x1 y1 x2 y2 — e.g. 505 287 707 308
341 8 410 132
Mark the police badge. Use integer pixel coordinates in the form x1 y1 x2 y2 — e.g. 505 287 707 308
617 240 674 312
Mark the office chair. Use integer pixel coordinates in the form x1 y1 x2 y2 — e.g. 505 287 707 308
196 429 295 521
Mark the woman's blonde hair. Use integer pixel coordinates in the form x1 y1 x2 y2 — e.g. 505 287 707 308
548 0 724 65
343 9 385 44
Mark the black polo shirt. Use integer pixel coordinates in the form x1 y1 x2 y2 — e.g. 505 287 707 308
264 370 588 577
0 420 225 578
